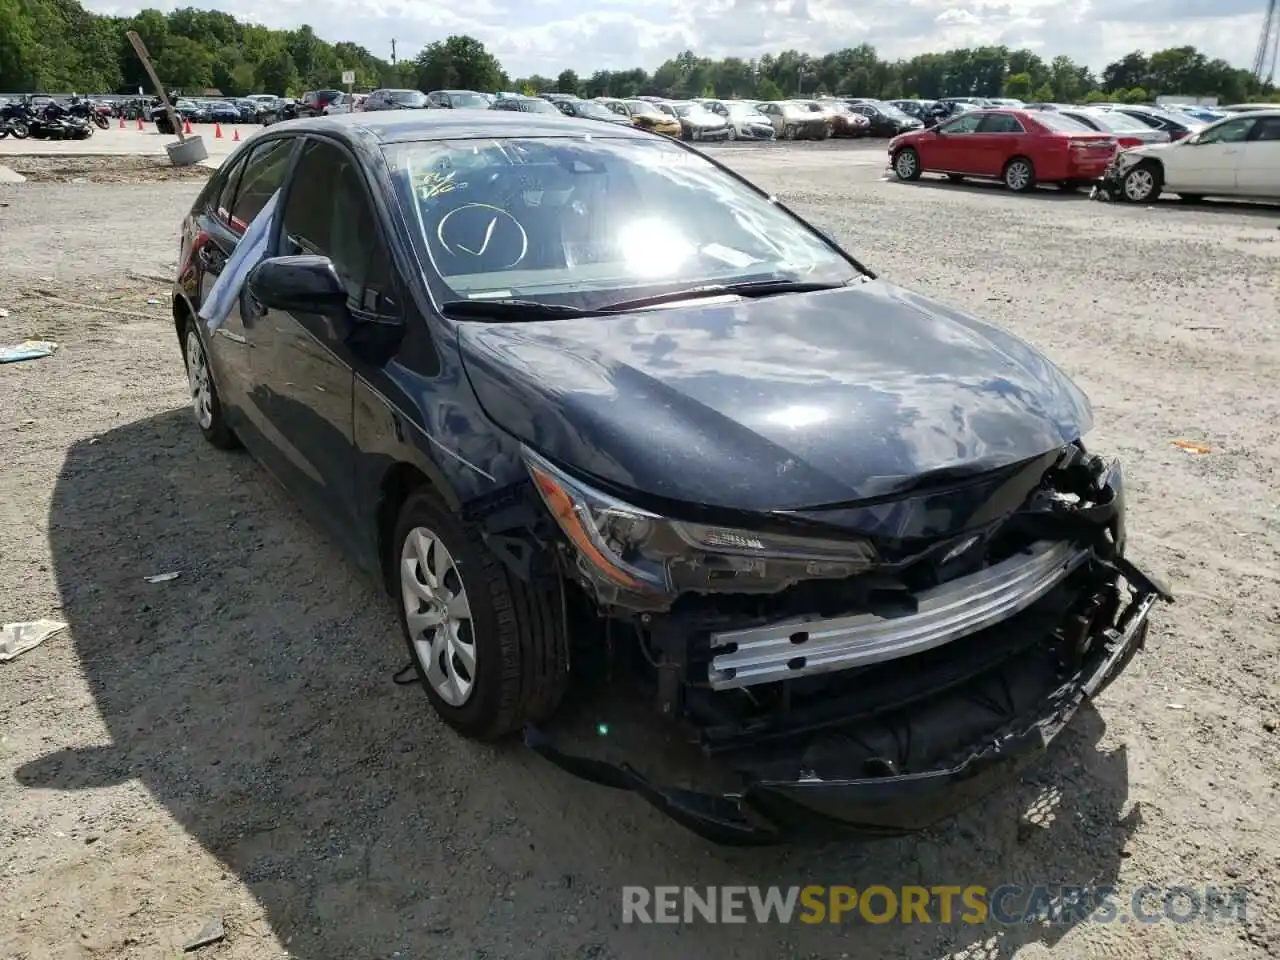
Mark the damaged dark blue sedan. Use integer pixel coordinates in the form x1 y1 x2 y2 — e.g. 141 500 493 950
172 110 1171 844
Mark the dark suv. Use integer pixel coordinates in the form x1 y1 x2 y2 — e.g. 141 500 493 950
363 89 431 111
425 90 490 109
299 89 343 117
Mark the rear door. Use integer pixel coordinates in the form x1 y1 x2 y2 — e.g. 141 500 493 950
972 112 1026 176
1236 116 1280 197
195 137 297 430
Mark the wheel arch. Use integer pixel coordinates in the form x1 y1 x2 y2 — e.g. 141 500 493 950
376 462 441 594
173 294 196 354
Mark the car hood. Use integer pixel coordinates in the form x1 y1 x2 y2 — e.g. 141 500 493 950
457 280 1092 513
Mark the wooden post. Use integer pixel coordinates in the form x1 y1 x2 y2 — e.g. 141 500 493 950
127 30 185 141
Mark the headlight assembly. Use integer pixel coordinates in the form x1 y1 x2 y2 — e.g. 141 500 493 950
523 447 878 606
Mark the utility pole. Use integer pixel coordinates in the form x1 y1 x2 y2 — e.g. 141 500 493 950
391 38 397 65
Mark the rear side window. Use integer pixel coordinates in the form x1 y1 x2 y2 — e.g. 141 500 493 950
1253 117 1280 141
977 113 1025 133
229 139 295 231
1030 113 1091 133
280 139 395 314
212 154 248 221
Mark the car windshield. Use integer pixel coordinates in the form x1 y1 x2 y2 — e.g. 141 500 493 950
878 102 915 122
511 99 560 114
384 136 858 311
1072 111 1145 133
1033 112 1094 132
625 101 664 117
576 102 616 119
449 93 489 109
390 91 427 106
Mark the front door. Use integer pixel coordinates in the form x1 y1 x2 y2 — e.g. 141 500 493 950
248 136 400 534
1165 116 1256 193
923 111 983 172
972 112 1027 177
1237 116 1280 197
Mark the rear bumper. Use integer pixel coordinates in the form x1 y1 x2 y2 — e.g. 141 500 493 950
526 561 1168 845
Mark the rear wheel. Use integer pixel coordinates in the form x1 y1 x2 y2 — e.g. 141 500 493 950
726 124 737 140
783 124 796 140
394 488 568 740
893 147 921 181
182 315 239 450
1003 157 1036 192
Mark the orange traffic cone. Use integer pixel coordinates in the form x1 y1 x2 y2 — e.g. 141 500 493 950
136 116 144 130
232 128 240 142
183 117 193 134
214 123 223 139
119 116 126 129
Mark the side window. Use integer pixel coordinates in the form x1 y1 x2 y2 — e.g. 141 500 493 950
214 154 247 221
280 139 396 315
1199 118 1255 144
849 105 871 117
977 114 1023 133
229 139 295 232
941 113 983 133
1252 117 1280 141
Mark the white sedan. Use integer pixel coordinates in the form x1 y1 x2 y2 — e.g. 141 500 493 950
1110 108 1280 203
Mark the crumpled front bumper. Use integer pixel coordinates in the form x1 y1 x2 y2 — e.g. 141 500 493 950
525 563 1167 846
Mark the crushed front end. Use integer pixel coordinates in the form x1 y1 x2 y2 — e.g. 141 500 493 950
478 442 1172 845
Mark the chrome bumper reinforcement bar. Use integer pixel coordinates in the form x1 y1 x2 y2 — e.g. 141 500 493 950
707 540 1090 690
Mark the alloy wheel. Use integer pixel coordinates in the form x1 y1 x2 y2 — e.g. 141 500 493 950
1006 160 1032 191
184 328 213 430
895 150 917 179
400 526 476 707
1124 168 1155 202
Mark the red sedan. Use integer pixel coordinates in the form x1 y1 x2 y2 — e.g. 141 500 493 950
888 108 1118 192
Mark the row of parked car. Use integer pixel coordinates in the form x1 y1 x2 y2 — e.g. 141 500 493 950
299 87 936 143
883 102 1280 203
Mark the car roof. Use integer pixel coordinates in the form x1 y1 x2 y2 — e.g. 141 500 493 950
266 110 656 144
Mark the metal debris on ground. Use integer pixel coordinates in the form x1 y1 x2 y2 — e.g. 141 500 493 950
144 571 181 583
1172 439 1212 454
0 620 68 662
183 916 225 952
0 340 58 364
0 308 10 318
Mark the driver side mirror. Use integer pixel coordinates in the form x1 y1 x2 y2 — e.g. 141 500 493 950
248 255 349 318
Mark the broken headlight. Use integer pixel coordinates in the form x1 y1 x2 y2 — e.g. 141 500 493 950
523 447 878 604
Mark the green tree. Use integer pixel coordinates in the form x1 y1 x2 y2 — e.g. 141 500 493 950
1003 72 1033 99
555 68 578 94
414 35 503 93
1031 82 1055 102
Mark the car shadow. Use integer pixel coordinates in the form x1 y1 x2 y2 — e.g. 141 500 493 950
901 176 1095 201
18 407 1138 959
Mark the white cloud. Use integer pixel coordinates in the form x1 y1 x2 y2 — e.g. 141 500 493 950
83 0 1265 78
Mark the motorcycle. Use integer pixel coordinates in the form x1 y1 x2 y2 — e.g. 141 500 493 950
0 102 29 139
19 103 92 140
66 100 106 132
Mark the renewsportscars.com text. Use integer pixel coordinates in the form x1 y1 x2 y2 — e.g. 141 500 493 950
621 884 1249 925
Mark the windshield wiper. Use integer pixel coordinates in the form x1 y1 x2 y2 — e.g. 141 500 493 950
599 278 855 313
439 299 608 321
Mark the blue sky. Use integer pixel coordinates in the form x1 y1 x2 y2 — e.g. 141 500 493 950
84 0 1266 79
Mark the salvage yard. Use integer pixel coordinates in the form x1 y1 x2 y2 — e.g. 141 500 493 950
1 142 1279 960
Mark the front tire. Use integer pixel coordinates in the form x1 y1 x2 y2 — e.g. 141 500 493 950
893 147 921 181
1122 162 1163 203
394 489 568 741
182 316 238 450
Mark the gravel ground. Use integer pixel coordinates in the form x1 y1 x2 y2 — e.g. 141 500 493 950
1 148 1278 960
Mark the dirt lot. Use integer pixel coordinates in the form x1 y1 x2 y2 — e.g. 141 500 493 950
1 150 1278 960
